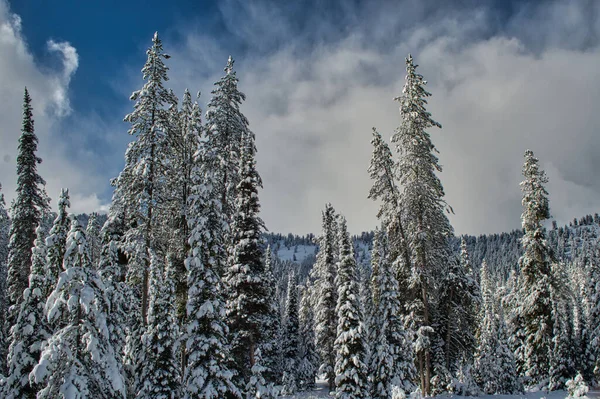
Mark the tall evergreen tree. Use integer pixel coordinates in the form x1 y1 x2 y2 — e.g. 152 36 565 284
205 56 251 220
245 348 275 399
45 189 70 287
225 131 269 385
370 230 416 398
97 215 130 386
281 273 299 395
86 212 101 268
367 128 411 302
261 246 283 384
298 281 318 391
334 217 369 399
184 152 240 399
392 54 453 395
585 245 600 383
31 217 125 399
312 203 338 391
0 184 10 375
114 31 177 324
436 238 480 375
7 88 50 324
4 225 51 399
474 260 521 394
516 149 554 387
137 252 181 399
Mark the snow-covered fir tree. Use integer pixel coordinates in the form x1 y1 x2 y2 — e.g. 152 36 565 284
367 128 411 304
298 281 318 391
281 273 300 395
137 252 181 399
261 246 283 384
7 88 50 324
32 217 125 399
245 348 275 399
114 31 177 324
225 130 270 386
312 203 338 390
45 188 70 287
474 260 520 394
183 153 240 399
503 269 526 377
585 244 600 384
370 229 416 398
392 54 454 395
436 238 479 377
97 214 130 385
334 216 369 399
4 225 51 399
516 149 555 387
0 184 10 375
548 261 575 390
86 212 101 268
205 56 251 220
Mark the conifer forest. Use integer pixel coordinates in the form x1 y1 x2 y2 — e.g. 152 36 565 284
1 28 600 399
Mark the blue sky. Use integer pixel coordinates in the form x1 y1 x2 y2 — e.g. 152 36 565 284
2 0 600 235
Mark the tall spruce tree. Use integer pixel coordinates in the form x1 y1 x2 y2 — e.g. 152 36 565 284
86 212 101 268
516 149 554 387
312 203 338 391
370 229 416 398
392 54 453 395
281 273 300 395
184 150 240 399
436 238 479 376
7 88 50 323
261 246 283 384
367 128 412 303
0 184 10 375
298 281 318 391
137 252 181 399
225 131 269 385
45 189 70 287
334 217 368 399
585 245 600 383
115 31 177 324
31 217 125 399
97 215 130 386
205 56 251 220
4 225 51 399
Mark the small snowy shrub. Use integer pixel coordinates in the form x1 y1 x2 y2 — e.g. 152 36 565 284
566 372 589 398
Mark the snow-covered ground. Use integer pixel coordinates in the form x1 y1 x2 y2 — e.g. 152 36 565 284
282 383 600 399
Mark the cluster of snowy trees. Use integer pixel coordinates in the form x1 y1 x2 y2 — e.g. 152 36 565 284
0 32 599 399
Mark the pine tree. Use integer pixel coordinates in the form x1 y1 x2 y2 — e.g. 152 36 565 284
436 238 480 375
45 188 70 287
86 212 101 268
31 217 125 399
4 225 51 399
225 131 269 385
205 56 251 220
516 149 554 387
367 128 411 302
184 154 240 399
245 348 276 399
7 88 50 324
97 215 130 384
0 184 10 375
312 203 338 391
334 217 369 399
281 273 299 395
392 54 454 395
370 230 416 398
115 31 177 324
503 270 526 377
298 281 318 391
261 246 283 384
137 252 181 399
585 245 600 384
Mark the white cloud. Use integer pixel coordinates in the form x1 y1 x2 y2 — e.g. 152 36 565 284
0 1 108 216
163 0 600 235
